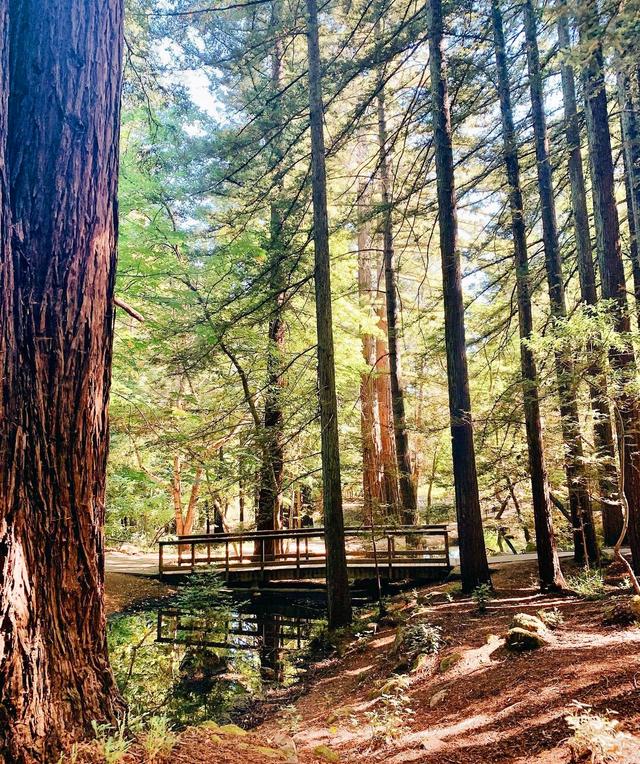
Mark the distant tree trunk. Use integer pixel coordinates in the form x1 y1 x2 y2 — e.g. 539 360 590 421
618 69 640 322
375 299 402 517
238 456 246 524
257 0 286 550
580 1 640 572
524 0 598 564
305 0 352 627
0 0 125 759
622 128 640 323
491 0 565 590
557 5 622 545
376 82 418 526
428 0 490 591
358 177 384 518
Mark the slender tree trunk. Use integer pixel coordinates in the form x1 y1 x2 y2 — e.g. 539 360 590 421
257 1 286 552
358 178 384 517
0 0 125 759
557 5 622 545
579 0 640 572
305 0 352 627
491 0 565 590
523 0 598 564
428 0 490 591
375 295 402 517
618 69 640 323
622 133 640 324
184 467 203 535
173 455 184 535
377 83 418 526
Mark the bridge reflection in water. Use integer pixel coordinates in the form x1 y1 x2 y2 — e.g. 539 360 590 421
156 600 324 684
158 525 451 585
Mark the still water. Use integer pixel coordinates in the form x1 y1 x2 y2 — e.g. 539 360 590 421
107 584 327 727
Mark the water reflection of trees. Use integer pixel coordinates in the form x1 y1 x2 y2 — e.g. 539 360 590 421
108 598 322 726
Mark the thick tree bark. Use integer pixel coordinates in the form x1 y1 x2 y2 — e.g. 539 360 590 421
305 0 352 627
0 0 125 760
579 1 640 572
358 178 385 517
557 6 622 545
377 84 418 526
428 0 490 592
524 0 598 564
491 0 565 590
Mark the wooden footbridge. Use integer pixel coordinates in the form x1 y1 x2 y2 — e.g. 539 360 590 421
158 525 451 585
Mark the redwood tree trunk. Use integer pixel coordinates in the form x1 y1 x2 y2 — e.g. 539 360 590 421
0 0 125 759
491 0 565 590
557 6 622 545
305 0 352 628
524 0 598 564
580 0 640 572
358 179 384 517
375 298 402 516
377 83 418 526
428 0 490 591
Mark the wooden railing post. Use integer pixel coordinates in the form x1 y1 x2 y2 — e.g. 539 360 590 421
387 534 392 577
296 536 300 577
444 529 450 566
191 542 195 572
159 543 164 576
225 539 229 579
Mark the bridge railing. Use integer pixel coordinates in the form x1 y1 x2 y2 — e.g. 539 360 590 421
158 525 450 577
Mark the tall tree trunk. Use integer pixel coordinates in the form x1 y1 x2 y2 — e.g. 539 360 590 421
618 69 640 323
305 0 352 627
428 0 490 592
523 0 598 564
491 0 565 590
358 177 384 518
0 0 125 759
557 5 622 546
377 82 418 526
173 455 185 534
257 1 286 553
375 295 402 517
622 128 640 325
579 0 640 572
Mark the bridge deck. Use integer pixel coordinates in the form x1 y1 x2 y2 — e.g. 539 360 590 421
158 525 451 585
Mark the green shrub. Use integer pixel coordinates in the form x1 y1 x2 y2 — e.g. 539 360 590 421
567 569 606 600
90 721 130 764
537 607 564 629
141 716 176 762
402 622 443 656
472 583 493 613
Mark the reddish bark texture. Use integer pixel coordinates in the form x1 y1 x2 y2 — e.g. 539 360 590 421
358 180 385 516
0 0 125 760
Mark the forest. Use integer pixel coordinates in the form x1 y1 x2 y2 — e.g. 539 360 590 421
1 0 640 761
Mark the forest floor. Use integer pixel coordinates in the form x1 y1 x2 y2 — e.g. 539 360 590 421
100 557 640 764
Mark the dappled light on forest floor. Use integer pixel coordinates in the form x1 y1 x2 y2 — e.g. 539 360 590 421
102 560 640 763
